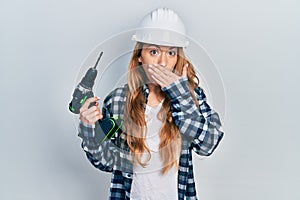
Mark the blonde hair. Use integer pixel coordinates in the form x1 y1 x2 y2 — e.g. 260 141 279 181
123 42 200 174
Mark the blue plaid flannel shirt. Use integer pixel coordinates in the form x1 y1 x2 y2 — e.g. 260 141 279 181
78 76 224 200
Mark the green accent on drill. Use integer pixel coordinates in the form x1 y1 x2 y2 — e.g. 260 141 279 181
70 106 75 112
80 96 88 105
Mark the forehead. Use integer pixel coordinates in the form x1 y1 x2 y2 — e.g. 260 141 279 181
142 43 177 50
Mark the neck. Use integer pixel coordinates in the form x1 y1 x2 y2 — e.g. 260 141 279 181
147 83 161 93
147 83 164 101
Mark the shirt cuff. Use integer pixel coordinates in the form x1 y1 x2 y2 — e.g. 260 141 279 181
161 76 190 100
78 120 95 139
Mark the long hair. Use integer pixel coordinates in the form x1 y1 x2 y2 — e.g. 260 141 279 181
123 42 200 174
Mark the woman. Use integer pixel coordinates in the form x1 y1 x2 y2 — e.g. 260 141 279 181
78 8 224 200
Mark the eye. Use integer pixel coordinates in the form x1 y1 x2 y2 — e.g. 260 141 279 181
150 49 159 55
168 50 177 56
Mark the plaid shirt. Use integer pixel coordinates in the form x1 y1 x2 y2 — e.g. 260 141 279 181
78 77 224 200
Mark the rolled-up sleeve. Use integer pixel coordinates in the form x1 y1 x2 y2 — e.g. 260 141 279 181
161 77 224 156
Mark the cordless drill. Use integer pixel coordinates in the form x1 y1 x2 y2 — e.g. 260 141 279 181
69 52 102 114
69 52 123 143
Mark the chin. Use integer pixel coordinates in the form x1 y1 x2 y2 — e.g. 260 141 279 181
147 81 158 85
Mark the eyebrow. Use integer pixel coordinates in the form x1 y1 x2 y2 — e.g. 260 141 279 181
146 44 177 50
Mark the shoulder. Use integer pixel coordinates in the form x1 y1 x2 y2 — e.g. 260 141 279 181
103 84 128 106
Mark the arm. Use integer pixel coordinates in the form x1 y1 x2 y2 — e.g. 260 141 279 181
161 77 224 156
77 97 117 172
78 121 115 172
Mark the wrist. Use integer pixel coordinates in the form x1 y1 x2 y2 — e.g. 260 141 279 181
161 77 189 100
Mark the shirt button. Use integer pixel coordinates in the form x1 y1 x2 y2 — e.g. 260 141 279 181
126 173 132 178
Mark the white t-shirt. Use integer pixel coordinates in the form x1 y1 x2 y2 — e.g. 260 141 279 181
130 102 178 200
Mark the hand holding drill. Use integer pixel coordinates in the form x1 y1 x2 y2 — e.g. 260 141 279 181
79 96 103 125
69 52 123 143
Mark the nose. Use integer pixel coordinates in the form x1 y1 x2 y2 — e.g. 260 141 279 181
158 52 167 67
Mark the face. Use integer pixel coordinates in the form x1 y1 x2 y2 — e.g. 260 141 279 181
138 44 178 85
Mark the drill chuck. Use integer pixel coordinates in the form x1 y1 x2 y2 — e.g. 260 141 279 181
80 68 98 90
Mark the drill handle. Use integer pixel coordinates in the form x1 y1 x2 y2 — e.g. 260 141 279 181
69 89 94 114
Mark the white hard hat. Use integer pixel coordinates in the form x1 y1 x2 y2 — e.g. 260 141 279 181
132 8 189 48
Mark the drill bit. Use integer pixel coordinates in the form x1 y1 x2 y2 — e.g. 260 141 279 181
93 51 103 69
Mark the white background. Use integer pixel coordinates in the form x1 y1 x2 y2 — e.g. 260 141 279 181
1 0 299 199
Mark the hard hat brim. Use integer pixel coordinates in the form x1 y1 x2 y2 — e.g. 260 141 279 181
132 28 189 48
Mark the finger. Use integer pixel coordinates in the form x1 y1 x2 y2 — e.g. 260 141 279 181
79 110 103 124
150 74 163 87
149 65 178 86
85 114 103 124
85 110 103 123
156 64 180 81
152 64 170 76
80 96 100 112
81 106 103 122
148 64 168 80
148 67 167 85
81 105 100 118
182 63 189 77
